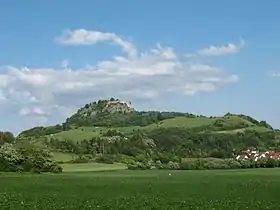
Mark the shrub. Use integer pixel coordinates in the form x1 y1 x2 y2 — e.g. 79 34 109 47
50 165 63 173
167 161 180 170
127 161 147 170
180 160 197 170
0 143 62 173
239 159 254 169
95 155 115 164
155 160 163 169
71 154 93 163
180 158 239 170
223 159 242 169
145 159 155 169
266 159 277 168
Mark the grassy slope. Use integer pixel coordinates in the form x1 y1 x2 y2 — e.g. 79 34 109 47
1 169 280 209
50 115 271 142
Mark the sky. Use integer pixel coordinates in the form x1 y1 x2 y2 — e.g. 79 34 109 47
1 0 280 134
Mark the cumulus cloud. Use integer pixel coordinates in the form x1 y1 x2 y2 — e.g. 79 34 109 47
0 29 241 131
19 107 49 117
197 39 245 57
55 29 137 58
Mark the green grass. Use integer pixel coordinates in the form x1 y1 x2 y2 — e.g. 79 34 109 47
145 116 214 129
214 125 271 134
1 169 280 209
53 128 101 142
52 152 74 163
60 162 127 172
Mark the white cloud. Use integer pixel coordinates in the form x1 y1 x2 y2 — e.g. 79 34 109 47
55 29 137 58
19 107 49 117
197 39 245 57
0 29 240 132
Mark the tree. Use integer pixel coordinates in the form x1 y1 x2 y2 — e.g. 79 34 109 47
0 131 15 145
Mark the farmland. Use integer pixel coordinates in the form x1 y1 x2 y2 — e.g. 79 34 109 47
1 169 280 209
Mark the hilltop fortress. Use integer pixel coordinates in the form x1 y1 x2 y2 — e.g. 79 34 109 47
102 99 134 113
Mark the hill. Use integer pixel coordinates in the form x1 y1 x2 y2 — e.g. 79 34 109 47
14 98 280 166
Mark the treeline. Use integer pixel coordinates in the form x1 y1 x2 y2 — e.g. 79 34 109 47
43 127 279 164
148 127 278 158
225 113 273 129
66 111 199 128
128 157 280 170
19 125 64 138
0 143 62 173
0 131 15 145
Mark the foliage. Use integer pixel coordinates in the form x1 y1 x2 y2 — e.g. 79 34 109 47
0 131 15 145
179 158 280 170
0 143 62 173
95 155 115 164
19 125 63 137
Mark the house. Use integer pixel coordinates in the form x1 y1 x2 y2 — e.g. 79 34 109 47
236 149 280 161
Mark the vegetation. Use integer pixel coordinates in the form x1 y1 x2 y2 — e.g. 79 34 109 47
61 162 127 172
1 169 280 209
2 98 280 209
2 98 280 173
0 143 62 173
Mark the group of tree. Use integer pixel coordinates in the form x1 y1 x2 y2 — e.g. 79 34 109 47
0 131 15 145
42 126 280 168
0 137 62 173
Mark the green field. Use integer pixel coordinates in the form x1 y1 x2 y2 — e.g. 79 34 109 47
60 162 127 172
1 169 280 209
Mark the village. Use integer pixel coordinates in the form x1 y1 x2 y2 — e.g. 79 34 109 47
236 149 280 161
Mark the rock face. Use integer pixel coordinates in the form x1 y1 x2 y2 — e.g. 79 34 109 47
102 100 134 113
65 98 135 126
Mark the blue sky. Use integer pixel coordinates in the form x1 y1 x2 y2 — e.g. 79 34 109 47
1 1 280 134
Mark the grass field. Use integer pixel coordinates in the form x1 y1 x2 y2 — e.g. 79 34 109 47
60 162 127 172
1 169 280 209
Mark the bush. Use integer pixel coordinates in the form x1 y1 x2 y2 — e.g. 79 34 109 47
180 158 240 170
95 155 115 164
71 154 93 163
180 160 198 170
50 165 63 173
223 159 242 169
127 161 147 170
167 161 180 170
266 159 278 168
239 159 254 169
0 143 62 173
155 160 163 169
145 159 155 169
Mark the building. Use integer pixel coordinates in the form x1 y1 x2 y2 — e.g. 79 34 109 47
102 100 134 113
236 149 280 161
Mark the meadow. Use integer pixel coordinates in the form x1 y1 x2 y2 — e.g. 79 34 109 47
1 168 280 209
